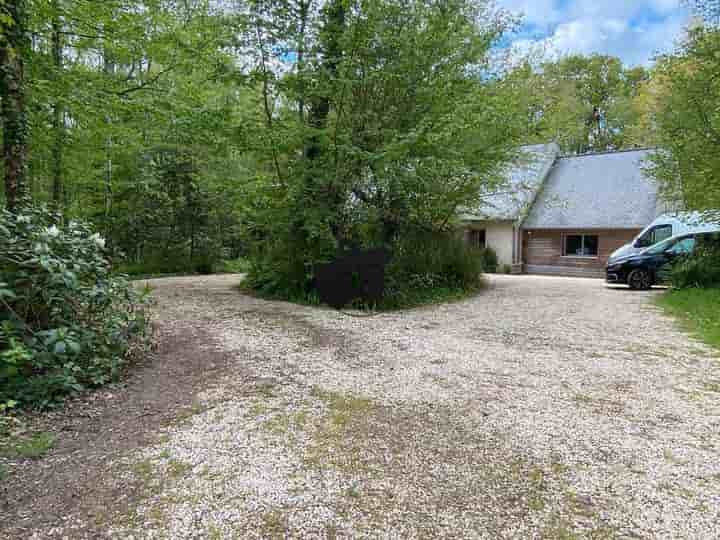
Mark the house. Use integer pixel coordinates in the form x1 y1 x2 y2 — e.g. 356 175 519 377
458 143 561 268
460 146 661 277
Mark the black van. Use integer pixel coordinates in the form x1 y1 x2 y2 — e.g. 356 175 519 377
606 231 720 290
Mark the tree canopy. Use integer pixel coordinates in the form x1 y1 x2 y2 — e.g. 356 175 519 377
508 54 650 154
240 0 524 296
643 26 720 214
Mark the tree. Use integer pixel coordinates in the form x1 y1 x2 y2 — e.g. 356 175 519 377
242 0 523 297
9 0 252 272
645 27 720 213
0 0 31 211
686 0 720 26
509 54 649 154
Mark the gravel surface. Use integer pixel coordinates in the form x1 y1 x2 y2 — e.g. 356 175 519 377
40 274 720 538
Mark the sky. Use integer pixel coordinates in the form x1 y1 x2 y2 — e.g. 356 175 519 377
497 0 692 66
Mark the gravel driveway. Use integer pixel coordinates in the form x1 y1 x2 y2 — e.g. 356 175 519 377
44 275 720 538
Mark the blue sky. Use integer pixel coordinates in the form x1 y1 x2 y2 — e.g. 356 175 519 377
497 0 691 66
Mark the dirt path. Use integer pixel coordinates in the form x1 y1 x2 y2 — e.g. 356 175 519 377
2 274 719 539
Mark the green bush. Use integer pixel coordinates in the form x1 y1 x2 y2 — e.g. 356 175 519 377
0 205 151 408
215 258 251 274
245 236 319 301
381 231 483 309
478 247 498 273
193 255 215 275
246 228 483 310
670 248 720 289
117 251 219 278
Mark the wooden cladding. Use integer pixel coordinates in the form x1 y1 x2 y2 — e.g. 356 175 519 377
523 229 640 270
527 237 556 259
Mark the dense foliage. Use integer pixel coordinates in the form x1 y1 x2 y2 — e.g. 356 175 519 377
241 0 522 302
478 247 499 274
644 27 720 213
2 0 249 273
0 206 151 407
671 248 720 289
508 54 650 154
380 233 484 310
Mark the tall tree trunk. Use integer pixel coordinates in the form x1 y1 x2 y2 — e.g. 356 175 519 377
305 0 344 160
103 50 115 226
296 0 308 124
305 0 345 241
51 4 64 207
0 0 30 212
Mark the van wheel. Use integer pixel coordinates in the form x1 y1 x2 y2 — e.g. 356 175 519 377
628 269 652 290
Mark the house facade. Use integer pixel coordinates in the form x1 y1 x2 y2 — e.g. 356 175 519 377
460 146 661 277
458 143 561 268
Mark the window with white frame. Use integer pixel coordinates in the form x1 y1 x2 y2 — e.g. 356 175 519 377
563 234 599 257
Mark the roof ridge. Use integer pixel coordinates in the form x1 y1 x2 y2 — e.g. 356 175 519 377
559 147 656 159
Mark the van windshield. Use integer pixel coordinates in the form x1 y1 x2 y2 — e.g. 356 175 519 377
636 224 673 248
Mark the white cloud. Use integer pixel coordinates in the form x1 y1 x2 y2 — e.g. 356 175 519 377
499 0 564 26
497 0 690 66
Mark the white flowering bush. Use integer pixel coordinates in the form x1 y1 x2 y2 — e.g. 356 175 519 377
1 205 151 407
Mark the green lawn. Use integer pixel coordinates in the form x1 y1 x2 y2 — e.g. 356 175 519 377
656 288 720 350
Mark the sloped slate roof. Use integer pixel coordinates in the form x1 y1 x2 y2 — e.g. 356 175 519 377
459 143 560 222
522 149 659 229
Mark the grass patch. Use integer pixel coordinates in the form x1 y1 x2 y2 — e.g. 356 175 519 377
208 525 224 540
311 387 373 429
131 458 157 484
656 288 720 350
260 509 288 538
305 388 376 474
1 432 55 459
166 458 193 479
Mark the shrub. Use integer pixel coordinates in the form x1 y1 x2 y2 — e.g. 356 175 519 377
244 237 318 301
215 258 251 274
117 251 219 278
193 255 215 275
246 229 483 310
478 247 498 273
0 205 151 408
670 248 720 289
501 264 512 274
381 231 483 309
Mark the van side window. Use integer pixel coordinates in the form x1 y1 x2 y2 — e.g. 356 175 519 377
636 224 673 248
668 237 695 255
